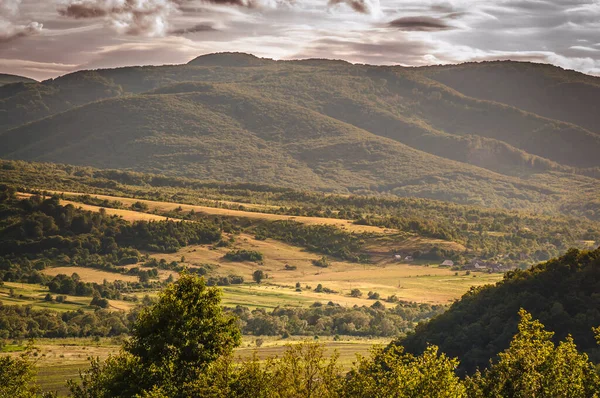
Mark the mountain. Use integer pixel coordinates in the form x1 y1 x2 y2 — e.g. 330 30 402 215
398 248 600 374
0 74 36 86
422 61 600 134
0 53 599 217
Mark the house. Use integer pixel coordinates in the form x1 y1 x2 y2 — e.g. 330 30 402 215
394 254 402 260
440 260 454 267
404 256 414 262
474 262 487 270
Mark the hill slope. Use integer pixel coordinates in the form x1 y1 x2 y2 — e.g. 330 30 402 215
423 61 600 134
0 73 36 86
1 54 600 216
399 248 600 374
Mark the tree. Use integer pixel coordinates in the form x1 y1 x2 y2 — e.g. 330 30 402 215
253 270 266 284
466 309 600 397
350 288 363 298
190 342 342 398
0 353 39 398
90 293 109 309
343 345 465 397
69 273 241 397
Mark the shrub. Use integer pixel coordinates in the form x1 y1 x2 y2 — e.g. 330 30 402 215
312 256 330 268
224 250 264 262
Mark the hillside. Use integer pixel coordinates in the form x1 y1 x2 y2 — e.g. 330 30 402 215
0 74 36 86
422 61 600 134
399 248 600 374
1 54 600 217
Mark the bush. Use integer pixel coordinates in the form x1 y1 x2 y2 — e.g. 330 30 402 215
312 256 330 268
367 291 380 300
350 289 363 298
224 250 264 262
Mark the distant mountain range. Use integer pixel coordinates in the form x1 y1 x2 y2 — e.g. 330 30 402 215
1 53 599 218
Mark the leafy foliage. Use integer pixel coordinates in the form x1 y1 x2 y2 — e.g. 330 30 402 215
69 273 241 398
0 352 39 398
400 248 600 374
465 309 600 397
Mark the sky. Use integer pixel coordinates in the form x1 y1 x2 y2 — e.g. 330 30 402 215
1 0 599 81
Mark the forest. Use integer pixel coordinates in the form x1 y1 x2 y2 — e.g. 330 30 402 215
400 247 600 374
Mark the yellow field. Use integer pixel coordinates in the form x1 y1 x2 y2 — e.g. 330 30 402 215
153 233 500 305
37 191 394 234
42 267 140 283
17 190 499 305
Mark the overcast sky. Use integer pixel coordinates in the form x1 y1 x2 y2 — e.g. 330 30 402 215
1 0 599 80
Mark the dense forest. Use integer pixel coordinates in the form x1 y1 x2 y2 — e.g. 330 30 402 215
399 247 600 374
3 272 599 397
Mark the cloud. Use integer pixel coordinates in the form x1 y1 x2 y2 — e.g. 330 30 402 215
0 21 43 43
0 0 43 43
169 23 216 35
57 0 179 36
328 0 380 15
388 16 455 31
56 0 288 36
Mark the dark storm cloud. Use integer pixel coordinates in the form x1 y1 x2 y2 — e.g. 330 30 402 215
388 16 454 32
169 23 216 35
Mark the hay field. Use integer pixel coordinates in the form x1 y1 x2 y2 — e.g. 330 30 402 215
42 267 140 283
41 191 394 234
152 234 501 305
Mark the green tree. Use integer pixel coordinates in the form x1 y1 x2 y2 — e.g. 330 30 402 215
190 342 342 398
253 270 266 284
343 344 465 397
0 353 39 398
466 309 600 398
69 273 241 397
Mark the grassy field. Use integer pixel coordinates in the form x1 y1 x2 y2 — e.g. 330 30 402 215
3 336 388 396
42 267 140 284
0 281 137 312
38 191 395 234
153 233 500 305
10 190 502 307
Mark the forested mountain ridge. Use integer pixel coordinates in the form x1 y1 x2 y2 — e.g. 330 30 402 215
1 54 599 217
399 247 600 374
422 61 600 134
0 74 36 87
